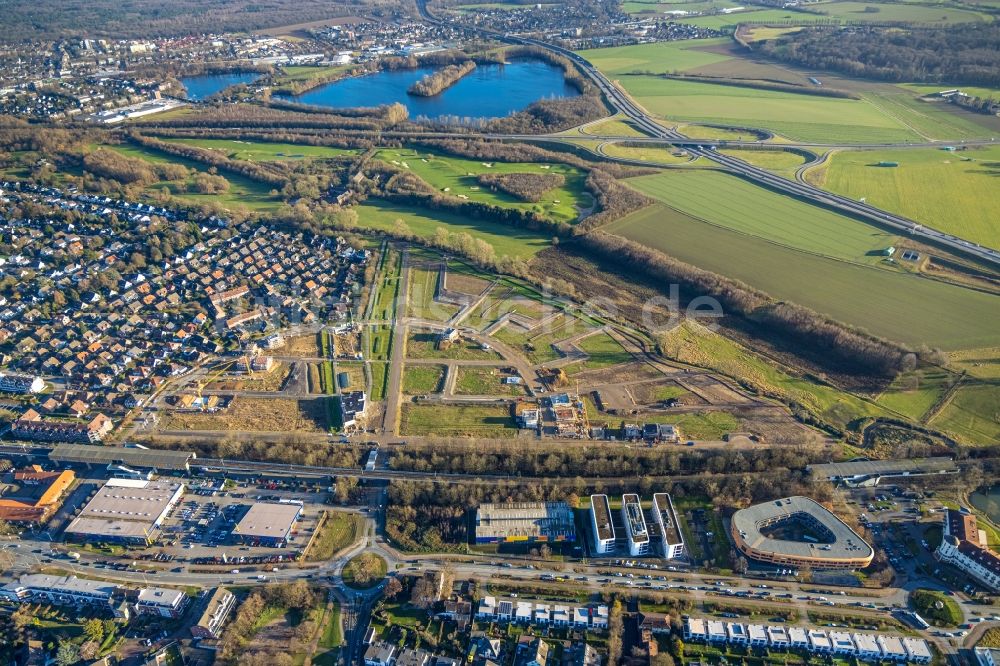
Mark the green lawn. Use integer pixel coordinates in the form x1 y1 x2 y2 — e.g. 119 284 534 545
718 148 808 177
357 198 552 260
402 364 447 394
676 8 822 29
307 511 362 561
104 142 282 211
601 142 701 164
642 410 740 440
160 137 356 161
372 148 590 223
342 553 387 590
928 382 1000 445
400 403 517 437
609 172 1000 349
876 368 956 421
910 589 963 626
453 366 526 395
565 331 633 374
407 264 461 321
808 146 1000 250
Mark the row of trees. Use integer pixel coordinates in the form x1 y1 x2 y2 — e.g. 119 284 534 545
408 61 477 97
126 132 287 187
758 24 1000 88
476 171 565 202
575 169 653 233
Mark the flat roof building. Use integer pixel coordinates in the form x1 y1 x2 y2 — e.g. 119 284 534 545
652 493 684 560
622 494 650 556
475 502 575 544
191 587 236 639
0 574 118 607
731 496 873 570
65 478 185 546
233 502 302 547
590 494 616 554
135 587 188 618
48 443 195 472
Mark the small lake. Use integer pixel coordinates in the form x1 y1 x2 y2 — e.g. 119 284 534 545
274 59 580 121
180 72 261 101
971 485 1000 524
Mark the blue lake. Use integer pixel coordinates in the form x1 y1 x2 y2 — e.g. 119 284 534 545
180 72 261 101
971 486 1000 524
274 59 580 120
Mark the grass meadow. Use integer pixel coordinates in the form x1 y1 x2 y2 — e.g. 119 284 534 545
160 137 356 161
807 146 1000 250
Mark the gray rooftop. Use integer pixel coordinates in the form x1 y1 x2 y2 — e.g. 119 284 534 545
653 493 683 547
591 495 615 541
234 502 302 539
49 443 195 471
808 457 956 479
731 496 873 561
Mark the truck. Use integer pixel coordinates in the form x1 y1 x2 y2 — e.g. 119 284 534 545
67 552 81 560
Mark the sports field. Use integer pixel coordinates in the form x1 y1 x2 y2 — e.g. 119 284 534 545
104 143 282 211
357 198 551 260
372 148 590 223
612 77 923 144
160 137 356 161
807 146 1000 250
607 192 1000 349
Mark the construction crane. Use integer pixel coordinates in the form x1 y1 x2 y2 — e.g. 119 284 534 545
193 360 236 410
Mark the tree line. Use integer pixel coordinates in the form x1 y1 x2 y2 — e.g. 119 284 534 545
574 232 913 375
758 24 1000 88
574 169 653 233
408 60 477 97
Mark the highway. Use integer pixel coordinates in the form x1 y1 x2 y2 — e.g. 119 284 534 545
413 0 1000 271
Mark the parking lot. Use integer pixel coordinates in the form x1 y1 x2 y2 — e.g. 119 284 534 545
99 480 327 567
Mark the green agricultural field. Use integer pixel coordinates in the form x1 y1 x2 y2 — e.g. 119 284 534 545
624 170 897 264
610 76 922 144
807 146 1000 250
859 92 994 141
159 137 355 161
949 348 1000 380
577 39 734 77
357 199 551 260
454 366 527 396
565 331 633 374
402 364 447 394
900 83 1000 100
661 321 887 428
929 383 1000 445
675 123 762 141
718 148 808 178
104 142 282 211
622 0 743 13
372 148 590 223
607 201 1000 349
809 0 988 23
676 8 822 29
400 403 517 437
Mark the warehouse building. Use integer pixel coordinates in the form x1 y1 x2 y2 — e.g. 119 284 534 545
64 477 185 546
475 502 575 544
652 493 685 560
233 501 302 547
731 496 873 570
622 494 650 557
589 494 616 554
